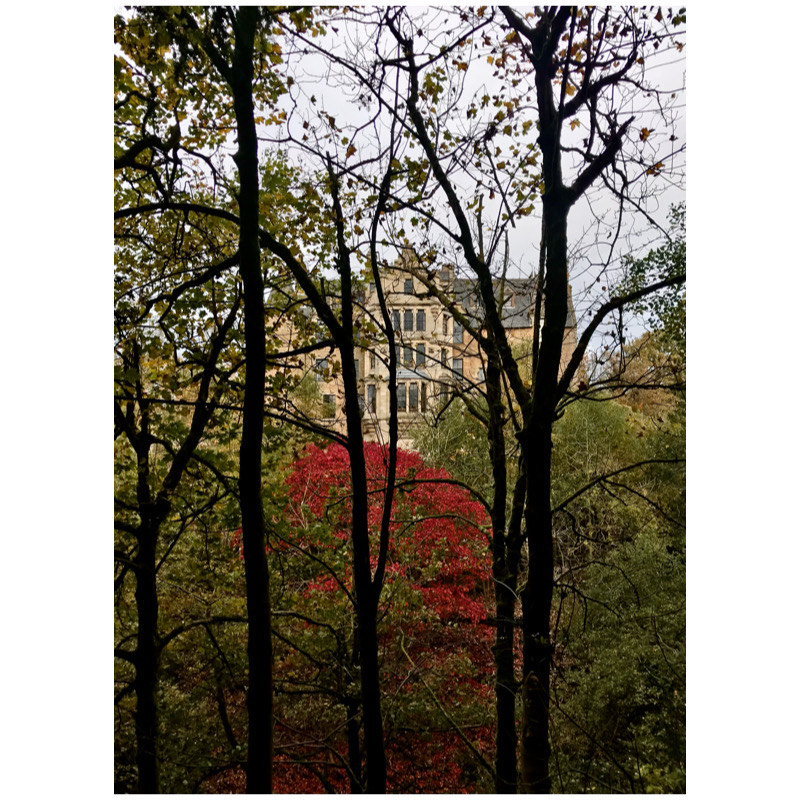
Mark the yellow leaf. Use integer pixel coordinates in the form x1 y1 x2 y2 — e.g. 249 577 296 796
639 128 651 141
345 144 356 160
565 83 576 96
570 119 580 130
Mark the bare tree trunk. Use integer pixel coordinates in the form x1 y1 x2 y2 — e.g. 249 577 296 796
519 426 554 794
486 356 519 792
230 8 273 792
519 192 570 792
133 520 160 793
130 374 161 794
339 325 387 793
345 695 363 793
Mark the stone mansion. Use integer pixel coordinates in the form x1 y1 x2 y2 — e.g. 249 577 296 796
282 261 577 450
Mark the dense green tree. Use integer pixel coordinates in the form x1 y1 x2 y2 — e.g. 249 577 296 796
548 395 685 793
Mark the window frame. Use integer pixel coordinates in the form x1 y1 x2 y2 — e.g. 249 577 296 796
409 382 419 412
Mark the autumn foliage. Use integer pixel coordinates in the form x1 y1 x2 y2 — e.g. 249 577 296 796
256 442 495 792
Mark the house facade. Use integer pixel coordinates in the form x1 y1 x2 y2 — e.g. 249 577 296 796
296 261 577 450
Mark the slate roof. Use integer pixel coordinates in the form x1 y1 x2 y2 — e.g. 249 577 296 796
450 277 576 329
396 367 431 381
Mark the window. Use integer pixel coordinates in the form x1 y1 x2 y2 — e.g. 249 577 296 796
440 348 448 369
453 320 463 343
395 342 401 364
443 315 449 336
404 345 413 365
416 309 426 331
315 358 328 381
477 367 485 381
358 394 366 416
370 350 377 370
416 343 425 367
404 309 414 331
367 384 377 413
453 358 463 377
409 383 419 412
354 359 359 380
322 394 336 418
396 383 406 411
404 278 413 294
392 309 401 330
421 382 427 413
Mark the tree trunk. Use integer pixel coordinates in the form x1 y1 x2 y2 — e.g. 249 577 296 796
230 8 273 793
341 349 387 792
494 583 519 792
355 601 386 791
345 695 363 793
518 194 570 792
519 425 554 794
134 521 160 794
486 355 519 792
131 383 161 794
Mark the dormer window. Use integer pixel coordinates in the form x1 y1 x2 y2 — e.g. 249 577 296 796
404 278 413 294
